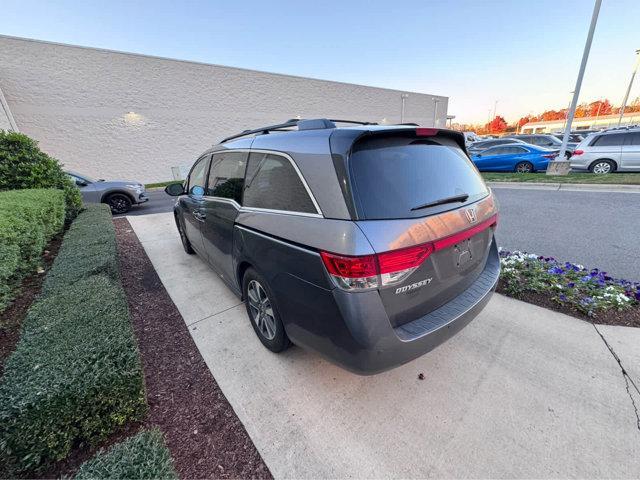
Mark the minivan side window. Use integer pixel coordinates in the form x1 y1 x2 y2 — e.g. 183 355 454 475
625 132 640 146
243 153 317 214
591 133 626 147
207 152 247 204
187 155 210 195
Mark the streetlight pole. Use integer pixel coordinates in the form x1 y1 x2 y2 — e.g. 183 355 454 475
400 93 409 124
617 49 640 126
432 98 440 127
548 0 601 175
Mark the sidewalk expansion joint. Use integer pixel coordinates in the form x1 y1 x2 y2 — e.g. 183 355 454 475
592 323 640 433
187 302 245 327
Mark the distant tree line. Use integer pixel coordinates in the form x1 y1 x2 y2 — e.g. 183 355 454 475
452 97 640 135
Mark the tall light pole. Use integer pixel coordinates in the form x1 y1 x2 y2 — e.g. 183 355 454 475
432 98 440 127
548 0 602 175
562 91 574 131
400 93 409 123
617 49 640 126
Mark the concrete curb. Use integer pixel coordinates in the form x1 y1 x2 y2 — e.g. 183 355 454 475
487 181 640 193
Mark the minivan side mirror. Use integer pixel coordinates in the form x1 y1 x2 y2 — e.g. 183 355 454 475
76 180 88 187
165 183 185 196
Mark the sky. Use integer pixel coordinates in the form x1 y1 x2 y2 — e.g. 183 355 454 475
2 0 639 124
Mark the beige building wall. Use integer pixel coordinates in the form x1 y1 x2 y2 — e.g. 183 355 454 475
0 35 448 182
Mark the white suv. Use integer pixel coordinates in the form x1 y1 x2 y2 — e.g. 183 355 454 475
570 128 640 174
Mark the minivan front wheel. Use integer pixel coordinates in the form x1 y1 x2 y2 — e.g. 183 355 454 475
176 217 194 254
515 161 534 173
243 268 291 352
590 159 615 174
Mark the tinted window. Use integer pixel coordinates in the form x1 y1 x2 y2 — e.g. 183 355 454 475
350 140 489 220
591 133 626 147
243 153 317 214
206 152 247 203
502 146 527 154
484 146 507 155
627 132 640 146
187 155 210 194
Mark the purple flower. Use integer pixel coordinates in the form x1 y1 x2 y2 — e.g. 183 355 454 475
559 294 568 302
581 275 592 283
636 291 640 301
580 297 594 305
567 282 575 288
548 267 564 275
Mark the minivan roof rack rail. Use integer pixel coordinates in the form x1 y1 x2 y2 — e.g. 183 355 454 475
220 118 380 143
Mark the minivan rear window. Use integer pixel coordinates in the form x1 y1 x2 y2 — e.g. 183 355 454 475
350 139 488 220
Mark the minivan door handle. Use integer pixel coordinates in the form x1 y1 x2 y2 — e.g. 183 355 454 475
192 210 206 222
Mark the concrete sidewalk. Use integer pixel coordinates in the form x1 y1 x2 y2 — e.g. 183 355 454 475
128 213 640 479
487 181 640 194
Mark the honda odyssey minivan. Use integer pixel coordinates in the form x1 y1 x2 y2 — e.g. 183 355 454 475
166 119 500 374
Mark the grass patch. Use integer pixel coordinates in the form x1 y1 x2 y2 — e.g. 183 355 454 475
145 180 182 189
0 204 146 475
75 430 177 480
0 189 66 312
481 172 640 184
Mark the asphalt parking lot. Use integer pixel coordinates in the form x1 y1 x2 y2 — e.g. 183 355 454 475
130 186 640 280
128 212 640 478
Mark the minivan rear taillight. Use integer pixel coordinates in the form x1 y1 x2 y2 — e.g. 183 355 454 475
321 214 498 291
572 149 584 155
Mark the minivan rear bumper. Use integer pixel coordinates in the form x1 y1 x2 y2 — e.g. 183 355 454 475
281 239 500 375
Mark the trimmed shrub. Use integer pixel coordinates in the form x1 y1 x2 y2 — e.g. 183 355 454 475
0 205 146 474
0 130 82 221
74 430 177 480
0 189 66 311
41 204 119 295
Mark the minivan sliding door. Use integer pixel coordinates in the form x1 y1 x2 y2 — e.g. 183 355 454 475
201 151 248 287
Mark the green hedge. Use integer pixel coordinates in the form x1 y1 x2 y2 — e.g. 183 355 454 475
0 130 82 222
75 430 177 480
0 189 66 311
0 204 146 474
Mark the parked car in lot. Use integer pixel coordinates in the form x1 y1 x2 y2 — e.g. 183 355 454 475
570 127 640 173
508 134 577 157
467 138 526 154
66 170 148 213
552 132 584 143
165 119 500 374
471 144 558 172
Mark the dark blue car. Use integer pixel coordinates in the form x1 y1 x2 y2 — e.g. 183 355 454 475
471 144 558 172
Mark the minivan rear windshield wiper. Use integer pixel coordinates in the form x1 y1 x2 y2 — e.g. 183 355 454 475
410 193 469 211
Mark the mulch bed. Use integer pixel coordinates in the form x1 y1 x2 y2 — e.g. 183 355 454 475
496 279 640 328
113 218 271 479
0 234 64 376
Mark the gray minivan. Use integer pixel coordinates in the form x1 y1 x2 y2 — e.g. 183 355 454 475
166 119 500 374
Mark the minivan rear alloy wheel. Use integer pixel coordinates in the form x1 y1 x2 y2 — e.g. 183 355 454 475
105 193 132 214
515 161 534 173
590 160 615 174
242 268 291 352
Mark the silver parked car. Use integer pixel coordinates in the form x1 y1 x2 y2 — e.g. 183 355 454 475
569 128 640 173
66 170 148 213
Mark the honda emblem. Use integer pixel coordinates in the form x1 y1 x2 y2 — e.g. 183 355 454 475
465 208 477 224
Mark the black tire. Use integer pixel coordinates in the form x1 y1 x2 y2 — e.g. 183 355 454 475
589 159 615 174
242 267 291 353
515 161 534 173
175 216 194 254
105 193 132 214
